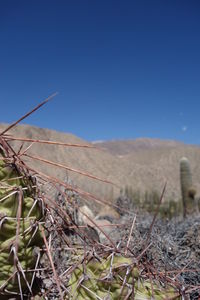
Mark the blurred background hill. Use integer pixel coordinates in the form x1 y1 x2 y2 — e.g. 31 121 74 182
1 123 200 203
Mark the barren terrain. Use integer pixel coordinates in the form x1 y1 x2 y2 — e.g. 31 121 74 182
1 123 200 202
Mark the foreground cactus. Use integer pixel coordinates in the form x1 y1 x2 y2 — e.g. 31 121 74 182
68 255 180 300
0 97 195 299
0 149 44 298
180 157 196 217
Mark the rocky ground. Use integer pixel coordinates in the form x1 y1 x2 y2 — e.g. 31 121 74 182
110 213 200 299
38 189 200 299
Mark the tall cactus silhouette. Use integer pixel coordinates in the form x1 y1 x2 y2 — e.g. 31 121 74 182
180 157 196 218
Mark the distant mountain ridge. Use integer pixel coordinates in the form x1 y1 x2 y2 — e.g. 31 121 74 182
1 123 200 203
93 138 185 156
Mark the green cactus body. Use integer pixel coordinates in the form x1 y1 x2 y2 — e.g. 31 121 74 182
180 157 196 217
0 157 44 297
68 255 180 300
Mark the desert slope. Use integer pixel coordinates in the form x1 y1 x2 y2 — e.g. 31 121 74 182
1 123 200 201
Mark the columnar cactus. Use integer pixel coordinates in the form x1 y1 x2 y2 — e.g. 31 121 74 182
180 157 196 218
0 151 44 298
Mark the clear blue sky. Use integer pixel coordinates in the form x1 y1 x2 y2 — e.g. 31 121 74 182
1 1 200 143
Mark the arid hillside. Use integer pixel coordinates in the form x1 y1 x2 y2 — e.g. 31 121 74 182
92 138 184 155
1 123 200 202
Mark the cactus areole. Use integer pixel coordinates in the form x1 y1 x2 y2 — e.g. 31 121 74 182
0 146 44 298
